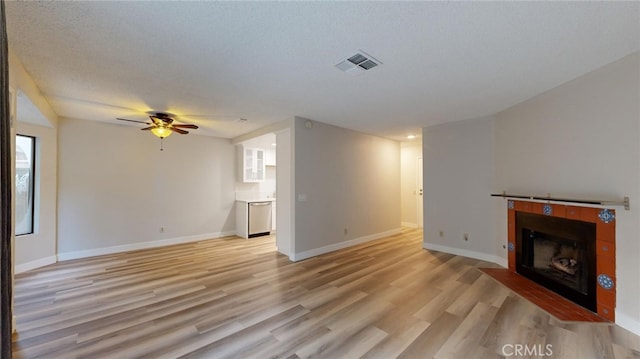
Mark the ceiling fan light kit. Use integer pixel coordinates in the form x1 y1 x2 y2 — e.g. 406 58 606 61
150 126 172 139
115 112 199 149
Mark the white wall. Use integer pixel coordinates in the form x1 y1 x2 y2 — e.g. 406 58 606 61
495 52 640 333
57 118 237 258
401 141 422 227
293 118 401 258
422 116 497 263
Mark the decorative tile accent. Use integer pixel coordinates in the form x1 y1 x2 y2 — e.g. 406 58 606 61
542 204 553 216
508 242 514 252
597 274 614 290
507 200 514 209
598 209 615 224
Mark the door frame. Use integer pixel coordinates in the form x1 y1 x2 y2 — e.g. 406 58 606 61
416 156 423 228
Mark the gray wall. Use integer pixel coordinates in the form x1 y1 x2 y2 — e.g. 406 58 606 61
14 121 57 270
57 118 237 257
422 116 496 262
10 53 59 272
422 52 640 333
495 52 640 332
294 118 401 255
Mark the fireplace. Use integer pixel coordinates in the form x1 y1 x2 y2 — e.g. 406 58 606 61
516 212 596 312
507 200 616 321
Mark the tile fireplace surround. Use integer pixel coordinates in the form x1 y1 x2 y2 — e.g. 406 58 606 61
506 200 616 322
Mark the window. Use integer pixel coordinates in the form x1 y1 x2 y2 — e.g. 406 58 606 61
15 135 35 235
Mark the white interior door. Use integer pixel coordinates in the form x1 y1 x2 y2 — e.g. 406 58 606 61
416 157 423 228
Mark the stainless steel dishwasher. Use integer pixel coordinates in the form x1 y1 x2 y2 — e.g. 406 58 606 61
248 201 272 237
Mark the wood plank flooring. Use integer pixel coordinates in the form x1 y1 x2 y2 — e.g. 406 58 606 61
11 228 640 358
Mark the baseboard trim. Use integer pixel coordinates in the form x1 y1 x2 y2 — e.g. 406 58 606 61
57 231 237 261
616 310 640 336
15 255 57 274
401 222 419 229
422 242 502 265
291 228 402 262
494 257 508 268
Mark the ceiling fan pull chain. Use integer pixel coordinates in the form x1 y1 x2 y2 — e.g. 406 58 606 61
160 138 164 151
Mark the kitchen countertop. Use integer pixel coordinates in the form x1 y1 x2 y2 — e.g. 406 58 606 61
236 192 276 203
235 198 276 203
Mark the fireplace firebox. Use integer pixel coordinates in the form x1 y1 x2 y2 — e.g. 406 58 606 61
516 212 596 312
506 200 616 322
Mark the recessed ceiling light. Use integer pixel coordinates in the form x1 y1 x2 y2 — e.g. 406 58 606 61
271 143 277 146
407 135 416 139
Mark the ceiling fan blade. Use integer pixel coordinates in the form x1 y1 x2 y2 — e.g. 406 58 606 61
151 113 174 125
140 126 155 131
172 124 199 129
171 127 189 135
116 118 150 124
149 116 162 126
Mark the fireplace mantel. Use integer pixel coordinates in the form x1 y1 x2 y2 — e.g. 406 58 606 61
492 192 630 210
506 200 616 322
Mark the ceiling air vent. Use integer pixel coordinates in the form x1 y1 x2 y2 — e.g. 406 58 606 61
335 51 382 75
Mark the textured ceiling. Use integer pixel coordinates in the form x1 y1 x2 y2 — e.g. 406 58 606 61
5 2 640 140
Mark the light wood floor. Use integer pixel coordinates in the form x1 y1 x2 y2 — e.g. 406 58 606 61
12 228 640 358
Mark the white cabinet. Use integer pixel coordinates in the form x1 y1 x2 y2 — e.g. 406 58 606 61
265 147 276 167
239 146 265 182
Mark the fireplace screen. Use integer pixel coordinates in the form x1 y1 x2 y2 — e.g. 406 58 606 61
523 229 587 295
515 212 596 312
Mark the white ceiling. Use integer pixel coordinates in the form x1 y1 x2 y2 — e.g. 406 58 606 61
5 2 640 141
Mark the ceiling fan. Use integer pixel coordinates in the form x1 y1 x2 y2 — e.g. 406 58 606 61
116 112 199 139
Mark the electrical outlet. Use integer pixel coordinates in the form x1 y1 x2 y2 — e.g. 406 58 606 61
463 233 469 241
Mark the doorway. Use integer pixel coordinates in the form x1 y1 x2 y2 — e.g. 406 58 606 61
401 140 423 228
236 129 293 258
